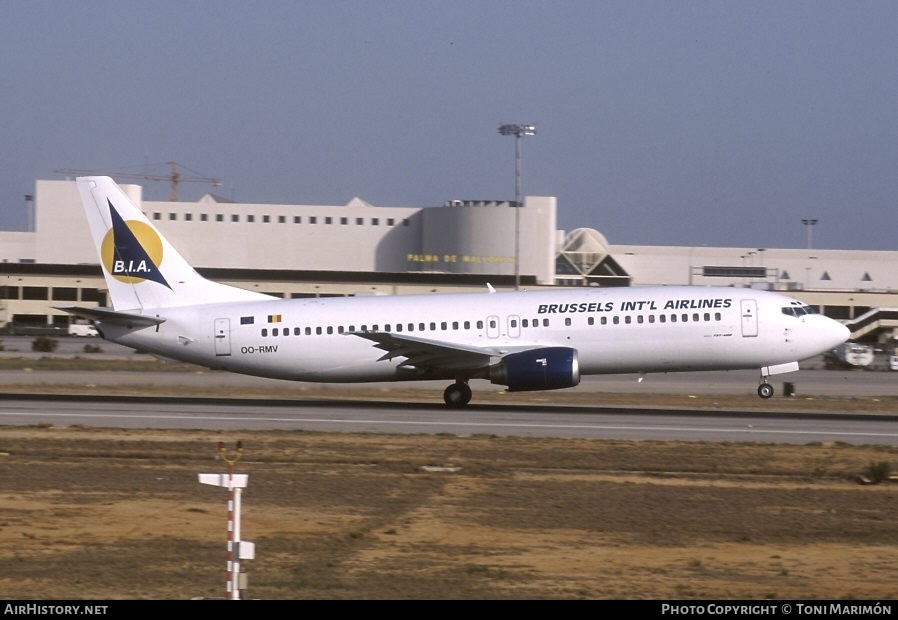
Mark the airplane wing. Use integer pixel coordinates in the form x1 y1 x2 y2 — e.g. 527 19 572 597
349 331 532 373
54 306 166 328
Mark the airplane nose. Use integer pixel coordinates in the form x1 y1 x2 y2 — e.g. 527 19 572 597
830 320 851 348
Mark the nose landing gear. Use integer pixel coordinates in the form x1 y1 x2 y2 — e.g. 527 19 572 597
757 380 774 399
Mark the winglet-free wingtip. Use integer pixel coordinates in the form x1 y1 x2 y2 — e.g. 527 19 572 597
486 283 496 293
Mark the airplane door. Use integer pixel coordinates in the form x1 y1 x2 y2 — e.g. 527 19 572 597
486 315 500 339
507 315 521 339
214 318 232 356
740 299 758 337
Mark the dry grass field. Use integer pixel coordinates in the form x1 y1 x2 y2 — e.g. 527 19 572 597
2 350 897 599
3 423 898 600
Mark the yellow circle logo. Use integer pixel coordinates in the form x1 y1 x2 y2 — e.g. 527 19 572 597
100 221 165 284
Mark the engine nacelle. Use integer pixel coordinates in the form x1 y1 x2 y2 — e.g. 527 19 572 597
490 347 580 392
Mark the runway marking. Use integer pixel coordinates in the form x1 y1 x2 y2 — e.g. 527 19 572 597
1 411 897 440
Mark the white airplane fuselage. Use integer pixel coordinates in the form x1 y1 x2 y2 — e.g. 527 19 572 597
64 176 851 407
100 285 845 382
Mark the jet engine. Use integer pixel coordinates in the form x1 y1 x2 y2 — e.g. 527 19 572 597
490 347 580 392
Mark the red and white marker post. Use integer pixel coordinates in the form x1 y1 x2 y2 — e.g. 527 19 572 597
199 441 255 600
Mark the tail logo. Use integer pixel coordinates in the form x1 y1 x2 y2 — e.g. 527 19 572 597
100 199 172 289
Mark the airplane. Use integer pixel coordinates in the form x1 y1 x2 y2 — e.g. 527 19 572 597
57 176 851 407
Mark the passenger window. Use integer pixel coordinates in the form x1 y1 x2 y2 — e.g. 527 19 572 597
261 328 268 337
565 317 572 326
587 317 594 326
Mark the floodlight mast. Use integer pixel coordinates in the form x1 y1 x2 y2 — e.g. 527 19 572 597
498 123 537 290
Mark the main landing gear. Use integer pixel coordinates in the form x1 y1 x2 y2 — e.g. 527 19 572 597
757 379 774 399
444 381 472 408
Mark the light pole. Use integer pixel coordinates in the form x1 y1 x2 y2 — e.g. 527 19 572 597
499 123 537 290
802 218 818 249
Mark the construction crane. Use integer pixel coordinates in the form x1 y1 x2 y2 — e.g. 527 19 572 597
54 161 222 201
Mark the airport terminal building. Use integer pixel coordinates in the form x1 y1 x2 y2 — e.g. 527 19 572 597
2 178 897 343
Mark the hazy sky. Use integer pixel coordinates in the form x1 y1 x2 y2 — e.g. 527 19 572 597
1 1 896 250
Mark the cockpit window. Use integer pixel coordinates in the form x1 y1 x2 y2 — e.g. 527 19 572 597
782 304 819 317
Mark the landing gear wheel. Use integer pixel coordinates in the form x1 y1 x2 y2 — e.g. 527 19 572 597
757 382 774 399
444 382 472 408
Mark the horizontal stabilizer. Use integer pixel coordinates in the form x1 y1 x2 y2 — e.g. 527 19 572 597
54 305 166 328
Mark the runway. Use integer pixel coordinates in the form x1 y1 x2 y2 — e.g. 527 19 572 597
1 374 897 444
1 337 897 443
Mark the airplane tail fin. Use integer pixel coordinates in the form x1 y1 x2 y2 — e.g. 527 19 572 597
76 176 272 311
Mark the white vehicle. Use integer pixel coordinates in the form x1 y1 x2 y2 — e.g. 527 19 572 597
67 321 98 337
824 342 875 369
57 176 850 407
